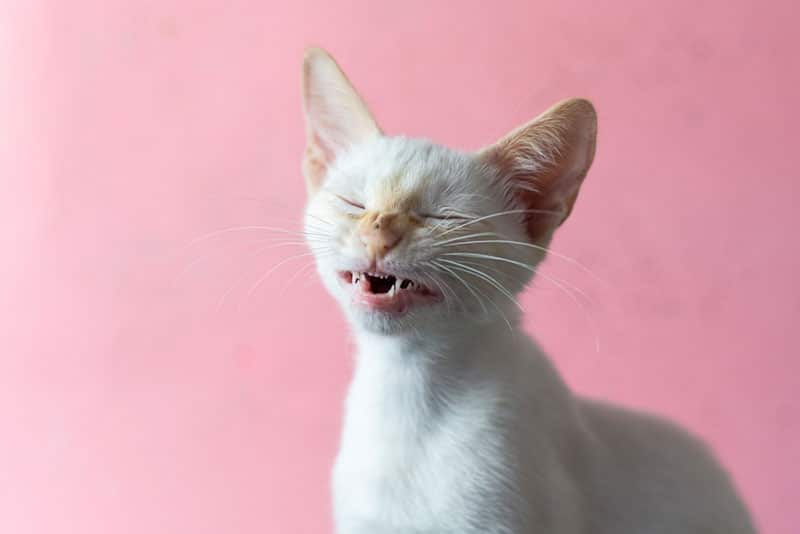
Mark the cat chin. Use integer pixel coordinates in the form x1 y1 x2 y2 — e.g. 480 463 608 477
343 305 433 335
339 299 453 336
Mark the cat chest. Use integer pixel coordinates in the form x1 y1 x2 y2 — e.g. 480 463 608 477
333 409 515 529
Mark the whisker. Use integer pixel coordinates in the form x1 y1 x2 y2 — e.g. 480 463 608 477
267 212 334 232
172 237 273 286
433 260 513 331
183 225 327 249
430 260 489 318
278 259 320 297
536 270 596 308
422 267 461 315
438 208 563 237
443 251 598 351
441 251 539 273
431 261 514 330
435 231 499 246
216 248 330 311
172 232 328 289
534 270 600 353
305 213 334 226
449 248 594 307
455 258 522 286
437 258 522 310
243 251 320 304
304 223 335 237
439 238 603 284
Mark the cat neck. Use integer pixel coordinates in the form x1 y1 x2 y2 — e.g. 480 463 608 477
350 318 521 391
342 319 527 437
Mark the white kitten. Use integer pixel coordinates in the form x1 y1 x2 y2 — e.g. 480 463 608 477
300 48 755 534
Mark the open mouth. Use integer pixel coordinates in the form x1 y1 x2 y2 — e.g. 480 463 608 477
339 270 439 312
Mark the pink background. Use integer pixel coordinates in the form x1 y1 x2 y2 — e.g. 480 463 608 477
2 1 797 532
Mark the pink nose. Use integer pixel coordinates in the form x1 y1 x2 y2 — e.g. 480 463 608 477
358 211 406 259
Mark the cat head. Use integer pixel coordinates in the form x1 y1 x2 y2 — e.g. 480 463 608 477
301 48 597 335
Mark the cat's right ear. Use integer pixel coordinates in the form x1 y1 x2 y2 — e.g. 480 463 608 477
301 48 382 193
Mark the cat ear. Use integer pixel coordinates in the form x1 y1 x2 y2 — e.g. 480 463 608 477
301 47 382 193
478 98 597 240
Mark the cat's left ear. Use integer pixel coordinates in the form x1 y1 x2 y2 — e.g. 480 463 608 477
301 47 382 193
478 98 597 240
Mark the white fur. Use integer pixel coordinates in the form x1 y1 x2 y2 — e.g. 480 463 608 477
301 49 755 534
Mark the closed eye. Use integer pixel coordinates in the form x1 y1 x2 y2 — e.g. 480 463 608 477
419 213 469 221
335 195 365 210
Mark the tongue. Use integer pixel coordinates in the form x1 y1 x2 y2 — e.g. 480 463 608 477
366 274 395 294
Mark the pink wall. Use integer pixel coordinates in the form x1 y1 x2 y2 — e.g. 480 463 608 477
2 1 797 532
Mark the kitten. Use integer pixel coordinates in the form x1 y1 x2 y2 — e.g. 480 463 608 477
300 48 755 534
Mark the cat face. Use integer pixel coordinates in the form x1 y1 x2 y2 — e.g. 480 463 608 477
301 48 597 335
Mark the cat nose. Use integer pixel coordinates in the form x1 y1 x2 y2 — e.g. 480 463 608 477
358 211 408 259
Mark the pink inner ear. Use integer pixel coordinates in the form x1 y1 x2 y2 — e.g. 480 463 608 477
482 98 598 241
495 155 573 241
301 48 383 194
302 135 330 192
483 140 579 240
